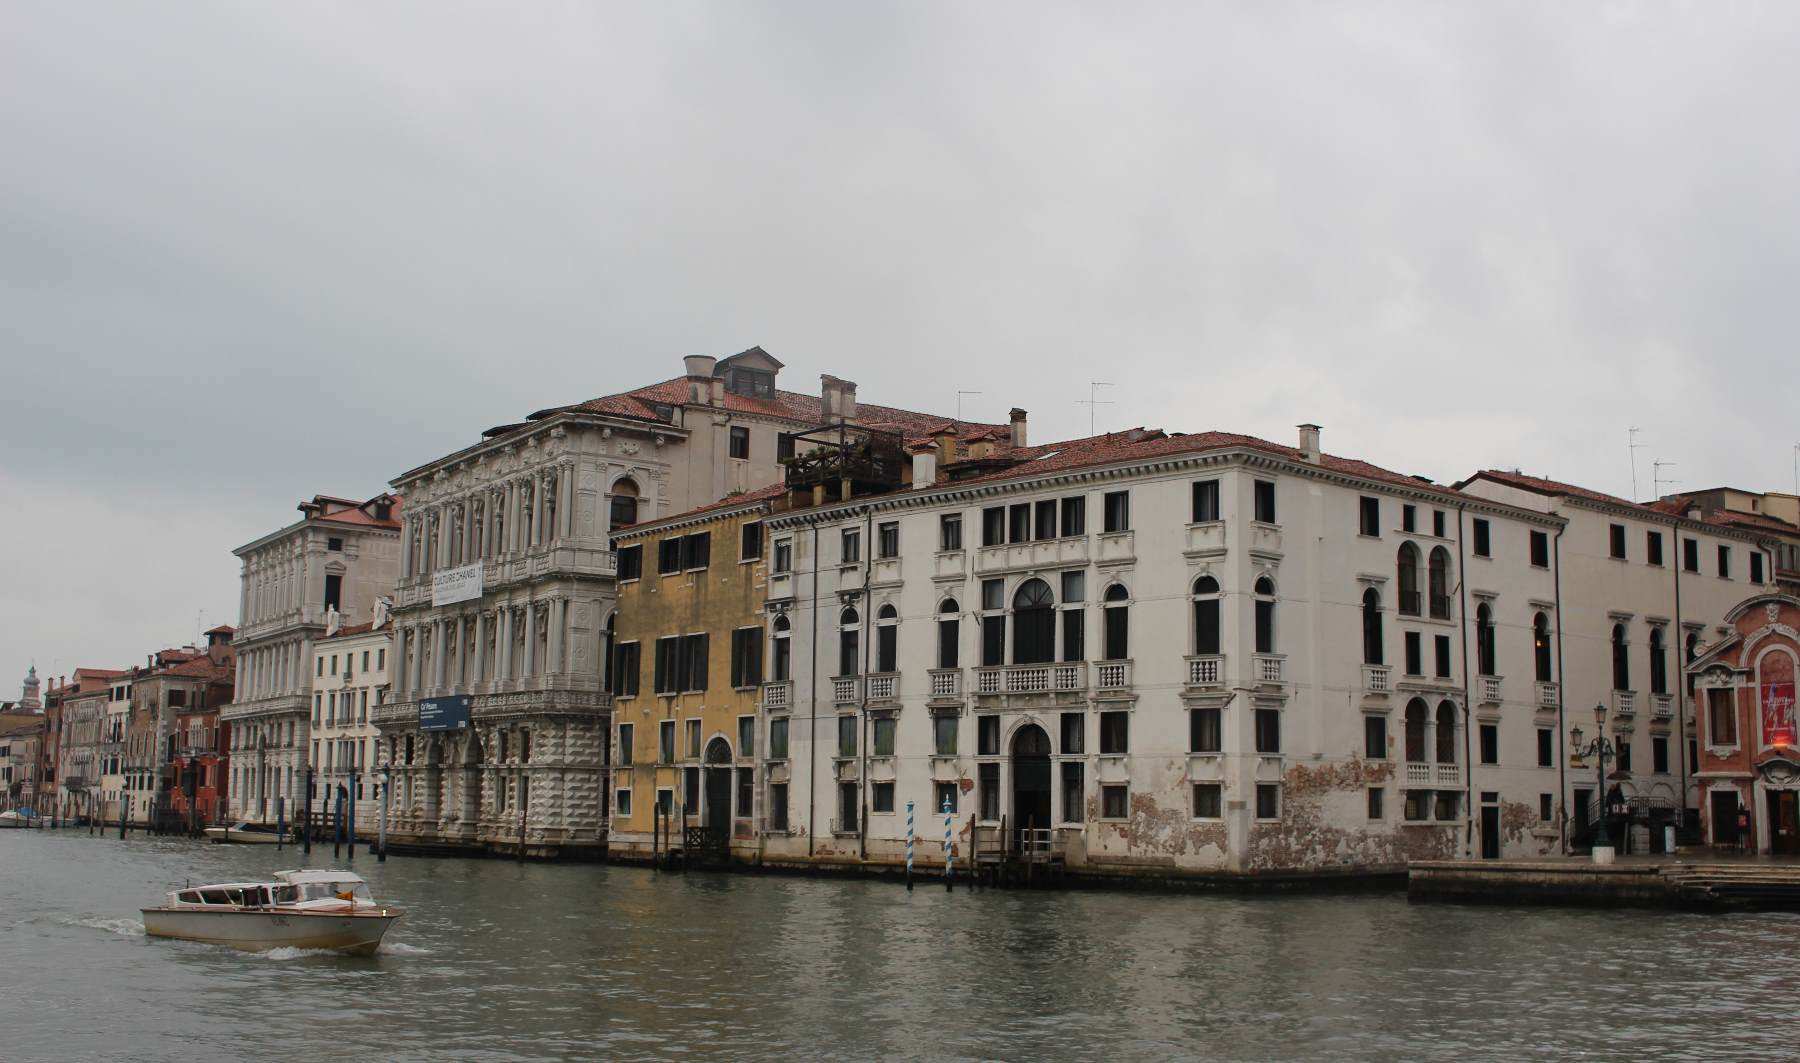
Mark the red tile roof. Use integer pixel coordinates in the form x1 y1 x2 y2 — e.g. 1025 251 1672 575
1649 496 1800 538
615 481 791 536
1457 469 1651 511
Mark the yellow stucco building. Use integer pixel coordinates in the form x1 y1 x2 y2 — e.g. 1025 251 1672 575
608 487 777 862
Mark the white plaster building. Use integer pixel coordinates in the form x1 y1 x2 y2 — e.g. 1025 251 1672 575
96 678 131 823
309 616 391 834
378 347 1006 857
222 492 402 824
752 426 1780 875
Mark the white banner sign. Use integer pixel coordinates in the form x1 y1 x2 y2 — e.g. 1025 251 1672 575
432 562 484 606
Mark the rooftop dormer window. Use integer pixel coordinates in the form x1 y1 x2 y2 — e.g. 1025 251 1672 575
725 367 775 398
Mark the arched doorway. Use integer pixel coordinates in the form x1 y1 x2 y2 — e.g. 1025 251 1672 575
1011 723 1052 839
704 737 733 831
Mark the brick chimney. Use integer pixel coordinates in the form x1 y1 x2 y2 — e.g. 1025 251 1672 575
820 375 858 421
1297 424 1321 463
909 442 938 489
1009 408 1028 448
934 426 958 467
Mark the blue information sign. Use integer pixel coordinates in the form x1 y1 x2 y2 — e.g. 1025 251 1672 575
419 695 472 731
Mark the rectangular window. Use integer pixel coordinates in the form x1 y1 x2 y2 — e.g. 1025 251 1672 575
1479 724 1498 765
737 768 754 818
769 717 789 759
1008 503 1031 543
729 425 750 460
617 724 636 766
871 781 894 814
377 648 385 671
658 721 675 764
839 626 859 677
1718 544 1731 578
940 514 963 552
1359 496 1380 537
933 713 958 756
1061 496 1086 537
1254 708 1281 754
838 783 858 832
982 507 1006 547
1434 791 1460 822
1652 735 1669 774
1255 783 1280 820
1434 635 1452 678
1099 710 1129 754
1432 510 1446 538
1403 504 1417 533
1033 498 1057 541
1539 793 1554 822
1061 607 1085 663
877 522 899 559
1253 480 1276 523
615 788 632 816
1683 538 1699 572
872 716 895 757
729 628 763 688
841 528 860 564
1609 523 1627 559
979 763 1001 820
1191 707 1221 753
837 716 856 758
777 432 796 462
658 539 681 575
1192 480 1221 522
740 522 763 561
934 781 960 816
652 637 678 693
1537 727 1554 768
1101 784 1128 819
685 719 702 758
1646 531 1664 567
324 574 342 611
978 715 999 756
330 654 339 676
1193 783 1223 819
1365 715 1388 759
1616 739 1632 774
1061 711 1086 754
1472 519 1491 557
1061 762 1083 823
1404 632 1423 676
981 615 1004 667
1530 530 1549 568
1752 552 1766 584
328 536 343 552
682 633 708 691
769 781 789 831
612 641 641 697
1102 490 1130 533
772 539 792 574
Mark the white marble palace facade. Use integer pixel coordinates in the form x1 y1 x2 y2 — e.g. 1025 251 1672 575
222 493 402 823
375 347 990 857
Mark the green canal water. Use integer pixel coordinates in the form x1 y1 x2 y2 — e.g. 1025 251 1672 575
1 828 1795 1061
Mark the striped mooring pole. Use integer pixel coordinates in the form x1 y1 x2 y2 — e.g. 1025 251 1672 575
943 795 954 893
905 801 915 891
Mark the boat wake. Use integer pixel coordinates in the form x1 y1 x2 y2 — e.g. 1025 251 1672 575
254 946 343 961
377 941 430 955
65 915 145 937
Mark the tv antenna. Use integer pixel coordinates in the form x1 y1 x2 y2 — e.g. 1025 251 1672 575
1627 428 1645 501
1653 460 1679 499
1077 381 1114 436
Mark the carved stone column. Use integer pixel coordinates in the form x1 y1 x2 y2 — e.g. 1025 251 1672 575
523 601 538 678
557 462 574 541
498 608 513 681
549 597 566 675
393 626 408 698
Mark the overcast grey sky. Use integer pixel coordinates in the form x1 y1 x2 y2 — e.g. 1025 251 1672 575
4 3 1798 688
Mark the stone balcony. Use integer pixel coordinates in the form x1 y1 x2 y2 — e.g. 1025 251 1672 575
974 662 1087 697
1186 654 1226 690
1363 663 1392 696
1478 676 1504 707
973 536 1090 576
1536 681 1560 710
761 680 792 712
928 668 963 700
1253 654 1286 687
1651 693 1675 720
1613 689 1637 717
393 543 617 609
1404 762 1463 787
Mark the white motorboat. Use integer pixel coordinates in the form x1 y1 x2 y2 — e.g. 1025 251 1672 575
0 809 39 829
140 869 402 955
202 821 285 845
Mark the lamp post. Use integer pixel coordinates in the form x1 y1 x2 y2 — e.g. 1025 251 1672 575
1571 702 1617 864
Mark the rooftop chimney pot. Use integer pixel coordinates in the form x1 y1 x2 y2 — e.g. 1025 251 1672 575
1009 408 1028 449
684 354 717 379
1297 423 1321 463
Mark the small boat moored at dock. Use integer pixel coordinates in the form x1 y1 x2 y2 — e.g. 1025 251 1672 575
140 869 402 954
0 808 41 829
202 821 285 845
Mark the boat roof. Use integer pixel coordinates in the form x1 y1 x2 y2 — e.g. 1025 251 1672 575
274 869 368 884
173 881 276 892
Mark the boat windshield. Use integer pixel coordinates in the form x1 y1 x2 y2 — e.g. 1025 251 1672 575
297 881 373 902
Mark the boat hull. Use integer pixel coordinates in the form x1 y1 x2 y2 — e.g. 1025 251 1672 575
203 828 282 845
139 907 401 955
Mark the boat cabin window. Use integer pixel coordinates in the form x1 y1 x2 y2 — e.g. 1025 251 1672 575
178 890 202 904
200 890 233 905
272 885 300 904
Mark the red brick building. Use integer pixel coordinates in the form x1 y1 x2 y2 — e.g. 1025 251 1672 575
165 626 237 828
1688 593 1800 853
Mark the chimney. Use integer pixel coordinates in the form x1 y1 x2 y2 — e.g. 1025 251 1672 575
710 377 724 406
820 374 857 421
909 442 938 489
684 354 717 379
1009 408 1028 449
933 426 958 467
1297 423 1321 463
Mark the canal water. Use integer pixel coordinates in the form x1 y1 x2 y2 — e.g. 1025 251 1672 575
1 830 1794 1061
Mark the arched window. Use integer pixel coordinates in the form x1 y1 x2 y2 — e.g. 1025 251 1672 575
609 478 640 531
1102 584 1130 661
1475 603 1496 677
1361 588 1383 665
1193 576 1222 656
1404 698 1428 762
772 614 791 682
1427 546 1452 619
1253 576 1276 655
937 599 960 670
1649 627 1668 696
1533 613 1553 683
876 604 899 673
1611 623 1630 692
1397 542 1421 616
1435 700 1457 763
1012 579 1056 664
838 607 861 677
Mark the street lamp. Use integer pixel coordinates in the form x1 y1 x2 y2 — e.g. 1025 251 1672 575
1571 702 1617 863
